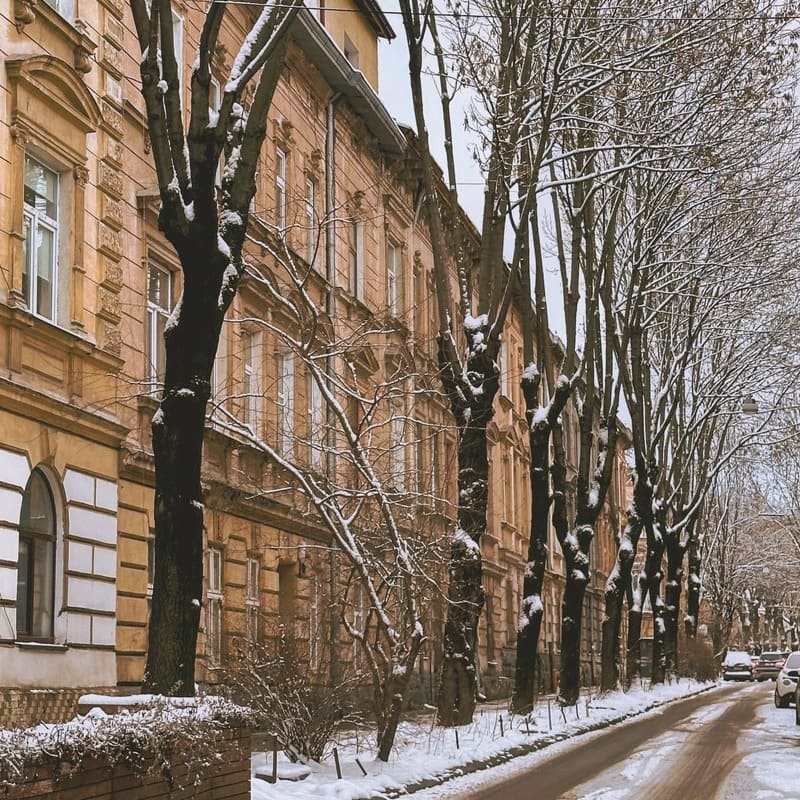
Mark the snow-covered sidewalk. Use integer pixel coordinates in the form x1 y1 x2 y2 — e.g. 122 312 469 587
250 679 719 799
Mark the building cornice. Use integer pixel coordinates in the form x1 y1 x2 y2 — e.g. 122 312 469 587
292 9 406 156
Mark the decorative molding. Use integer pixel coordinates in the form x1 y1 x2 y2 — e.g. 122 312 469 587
74 164 89 186
13 0 37 32
98 162 123 198
98 222 122 259
72 19 95 74
101 100 123 137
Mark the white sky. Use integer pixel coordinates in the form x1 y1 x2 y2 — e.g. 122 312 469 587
376 2 571 342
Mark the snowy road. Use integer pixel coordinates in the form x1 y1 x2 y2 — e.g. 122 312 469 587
416 682 800 800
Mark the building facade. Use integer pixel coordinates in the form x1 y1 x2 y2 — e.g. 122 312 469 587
0 0 628 724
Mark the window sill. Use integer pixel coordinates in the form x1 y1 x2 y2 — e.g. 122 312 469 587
16 640 68 652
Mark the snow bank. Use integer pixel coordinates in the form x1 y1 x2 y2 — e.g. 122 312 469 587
250 680 719 800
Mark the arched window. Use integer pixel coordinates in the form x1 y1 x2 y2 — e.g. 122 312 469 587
17 470 57 640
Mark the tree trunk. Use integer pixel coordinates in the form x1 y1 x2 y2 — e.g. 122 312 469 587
558 523 593 704
601 511 643 691
685 535 701 639
143 249 225 694
512 374 572 713
376 636 423 761
664 533 685 677
626 568 646 687
437 337 496 726
511 379 549 713
646 509 668 685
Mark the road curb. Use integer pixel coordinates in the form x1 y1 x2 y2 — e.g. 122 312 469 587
377 683 719 799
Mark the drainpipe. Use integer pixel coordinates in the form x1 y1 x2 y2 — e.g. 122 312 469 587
325 91 342 688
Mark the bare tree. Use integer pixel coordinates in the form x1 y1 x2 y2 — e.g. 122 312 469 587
130 0 302 694
206 215 447 759
396 0 543 724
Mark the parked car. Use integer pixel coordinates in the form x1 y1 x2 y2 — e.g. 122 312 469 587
795 681 800 725
722 650 754 681
773 651 800 708
754 651 789 681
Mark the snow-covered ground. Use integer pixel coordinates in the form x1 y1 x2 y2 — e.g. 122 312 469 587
250 679 720 800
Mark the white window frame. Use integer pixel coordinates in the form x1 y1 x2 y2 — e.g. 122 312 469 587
146 261 173 389
210 77 223 188
386 241 401 316
211 318 229 412
207 547 223 667
309 373 325 469
305 176 317 266
246 556 260 647
242 328 261 430
309 574 321 672
23 156 60 323
349 219 364 301
276 352 295 458
389 400 405 490
276 148 287 231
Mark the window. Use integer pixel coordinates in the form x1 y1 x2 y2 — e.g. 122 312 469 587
147 534 155 597
431 429 441 501
146 262 172 388
415 420 425 496
386 241 402 316
210 77 222 187
211 318 229 412
241 328 260 430
23 156 60 322
246 556 260 647
389 401 405 489
276 352 295 457
499 342 508 398
42 0 74 20
309 373 325 469
351 583 366 671
309 574 321 672
207 547 223 666
343 34 359 69
349 220 364 301
305 177 317 266
17 470 57 640
276 148 287 230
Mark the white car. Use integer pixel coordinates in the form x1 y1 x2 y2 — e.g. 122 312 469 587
722 650 754 681
773 650 800 708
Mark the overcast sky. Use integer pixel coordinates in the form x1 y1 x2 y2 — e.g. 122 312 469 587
376 1 486 228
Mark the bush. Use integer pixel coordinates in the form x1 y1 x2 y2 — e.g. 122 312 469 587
220 627 362 762
0 696 251 792
679 633 719 681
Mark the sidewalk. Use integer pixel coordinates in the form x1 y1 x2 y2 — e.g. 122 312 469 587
250 679 720 799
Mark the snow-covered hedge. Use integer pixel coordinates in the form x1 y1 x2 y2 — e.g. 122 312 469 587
0 695 253 792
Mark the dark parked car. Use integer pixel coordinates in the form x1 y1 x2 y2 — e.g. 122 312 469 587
722 650 754 681
754 651 789 681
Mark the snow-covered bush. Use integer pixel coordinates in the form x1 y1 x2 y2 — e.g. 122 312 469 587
220 627 361 763
0 695 252 791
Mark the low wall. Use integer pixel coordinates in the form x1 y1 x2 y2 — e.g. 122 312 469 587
0 687 120 729
2 713 251 800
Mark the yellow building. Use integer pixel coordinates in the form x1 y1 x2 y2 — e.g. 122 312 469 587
0 0 628 724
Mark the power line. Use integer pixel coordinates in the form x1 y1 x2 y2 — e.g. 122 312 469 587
183 0 800 24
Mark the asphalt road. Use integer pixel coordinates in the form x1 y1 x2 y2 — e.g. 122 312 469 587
440 682 800 800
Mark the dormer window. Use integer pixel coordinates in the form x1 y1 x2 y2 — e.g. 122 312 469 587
344 34 359 69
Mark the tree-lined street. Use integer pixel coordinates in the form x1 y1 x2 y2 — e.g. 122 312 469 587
414 684 799 800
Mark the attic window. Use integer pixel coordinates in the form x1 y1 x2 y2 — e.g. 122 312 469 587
344 34 359 69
